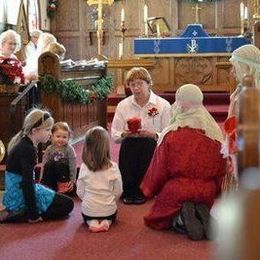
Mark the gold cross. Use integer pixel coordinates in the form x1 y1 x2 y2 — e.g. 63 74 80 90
87 0 114 57
192 3 202 24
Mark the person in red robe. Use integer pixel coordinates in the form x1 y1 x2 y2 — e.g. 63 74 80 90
140 84 226 241
221 44 260 192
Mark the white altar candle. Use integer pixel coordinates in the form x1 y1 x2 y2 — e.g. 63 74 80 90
118 43 123 59
144 4 148 22
144 4 148 36
240 2 244 20
121 8 125 22
156 24 160 37
244 6 248 20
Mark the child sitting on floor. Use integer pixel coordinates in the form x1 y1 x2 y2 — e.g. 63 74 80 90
40 121 77 195
77 126 123 232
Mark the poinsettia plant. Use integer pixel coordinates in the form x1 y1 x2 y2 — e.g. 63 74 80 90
47 0 58 17
0 56 25 85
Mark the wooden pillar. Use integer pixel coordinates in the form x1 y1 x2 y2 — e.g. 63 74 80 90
253 21 260 49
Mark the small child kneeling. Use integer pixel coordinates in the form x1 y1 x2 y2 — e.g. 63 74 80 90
77 126 123 232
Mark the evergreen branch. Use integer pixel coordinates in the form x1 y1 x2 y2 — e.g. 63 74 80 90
40 74 114 105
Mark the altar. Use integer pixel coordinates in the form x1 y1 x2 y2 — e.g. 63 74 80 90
134 24 251 55
133 24 251 93
134 36 250 56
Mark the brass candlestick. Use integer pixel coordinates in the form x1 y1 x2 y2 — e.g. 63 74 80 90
120 20 127 59
241 18 245 35
252 0 260 19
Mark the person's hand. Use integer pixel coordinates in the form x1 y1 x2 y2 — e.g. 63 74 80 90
121 130 135 138
228 94 239 117
67 181 74 191
138 130 157 140
25 72 38 81
28 216 43 224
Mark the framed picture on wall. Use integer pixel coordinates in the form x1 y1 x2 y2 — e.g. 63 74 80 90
147 17 171 36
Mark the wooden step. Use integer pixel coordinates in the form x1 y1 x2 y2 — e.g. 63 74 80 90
108 92 230 123
108 104 228 123
108 92 230 106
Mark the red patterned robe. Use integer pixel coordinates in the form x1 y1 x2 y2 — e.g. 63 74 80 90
140 127 226 230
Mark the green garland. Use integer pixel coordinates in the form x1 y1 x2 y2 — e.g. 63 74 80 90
40 74 113 105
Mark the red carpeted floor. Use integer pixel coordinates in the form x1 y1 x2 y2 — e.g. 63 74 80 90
0 198 214 260
1 91 229 259
0 131 216 260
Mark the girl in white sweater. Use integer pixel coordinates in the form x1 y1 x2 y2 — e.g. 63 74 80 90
77 126 123 232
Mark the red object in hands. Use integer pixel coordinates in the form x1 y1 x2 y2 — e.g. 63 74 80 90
127 117 141 134
57 182 70 193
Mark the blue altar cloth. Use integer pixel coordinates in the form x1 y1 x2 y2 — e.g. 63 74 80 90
180 24 209 38
134 23 251 55
134 36 251 55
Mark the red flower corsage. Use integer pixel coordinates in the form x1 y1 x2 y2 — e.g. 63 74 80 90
148 107 159 117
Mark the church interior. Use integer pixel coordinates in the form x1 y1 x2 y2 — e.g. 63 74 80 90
0 0 260 259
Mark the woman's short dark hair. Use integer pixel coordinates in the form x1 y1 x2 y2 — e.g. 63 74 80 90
126 67 153 86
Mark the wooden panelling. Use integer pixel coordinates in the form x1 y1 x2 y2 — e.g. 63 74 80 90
0 93 25 148
42 93 107 140
58 36 81 60
51 0 246 59
223 0 241 29
253 21 260 49
50 0 247 93
39 52 108 139
178 1 215 30
54 0 80 32
140 55 235 93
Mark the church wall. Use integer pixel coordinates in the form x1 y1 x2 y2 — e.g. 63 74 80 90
39 0 51 31
49 0 250 92
50 0 249 60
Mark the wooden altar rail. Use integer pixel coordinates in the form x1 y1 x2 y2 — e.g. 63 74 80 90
38 52 108 142
0 82 39 151
130 54 236 93
215 61 237 93
41 92 107 143
253 21 260 49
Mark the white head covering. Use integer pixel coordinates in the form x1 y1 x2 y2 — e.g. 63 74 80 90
230 44 260 88
157 84 224 146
